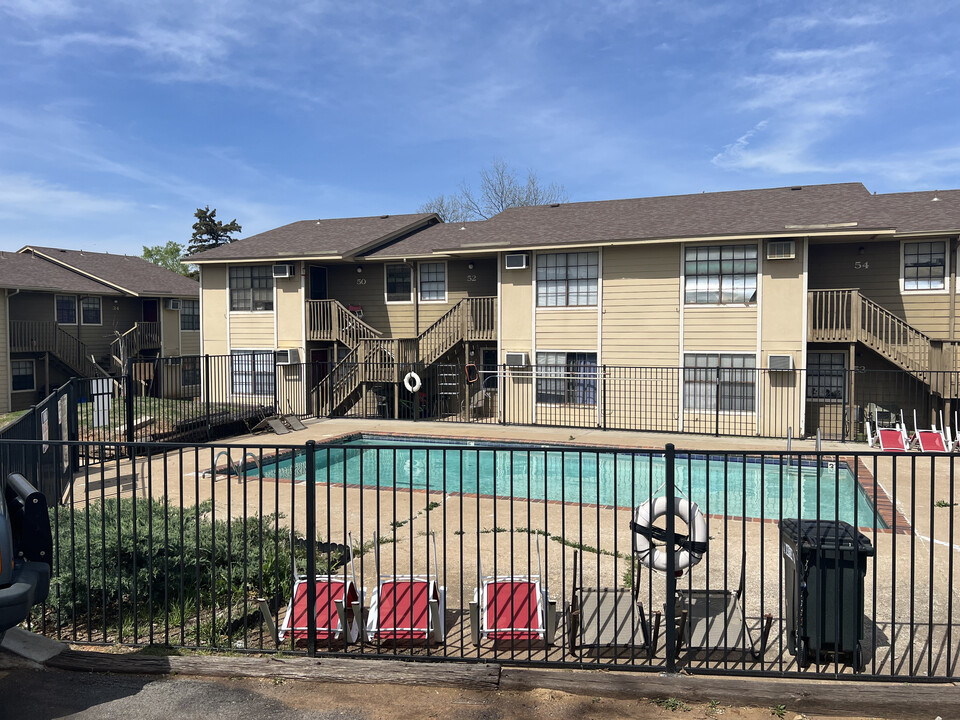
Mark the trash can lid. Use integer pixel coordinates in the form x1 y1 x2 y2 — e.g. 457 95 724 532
779 518 875 554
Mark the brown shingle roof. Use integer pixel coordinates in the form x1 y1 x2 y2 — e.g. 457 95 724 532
185 213 438 263
0 251 121 294
20 247 199 297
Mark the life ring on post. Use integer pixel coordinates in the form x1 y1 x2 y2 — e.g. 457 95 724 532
464 363 479 384
403 371 422 393
630 496 707 575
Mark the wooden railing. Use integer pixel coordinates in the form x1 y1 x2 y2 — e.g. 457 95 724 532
808 289 937 378
110 321 162 371
419 297 497 365
10 321 98 378
306 300 382 348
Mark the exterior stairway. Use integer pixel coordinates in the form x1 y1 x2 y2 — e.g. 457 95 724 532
10 321 101 379
110 321 162 372
808 289 958 395
315 296 497 416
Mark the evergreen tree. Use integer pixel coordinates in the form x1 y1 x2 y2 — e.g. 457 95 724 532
187 206 242 255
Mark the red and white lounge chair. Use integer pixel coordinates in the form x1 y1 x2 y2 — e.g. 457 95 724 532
279 538 362 646
913 410 952 452
470 539 557 646
866 410 910 452
365 533 445 644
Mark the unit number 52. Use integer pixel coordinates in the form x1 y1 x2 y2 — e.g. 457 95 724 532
854 261 869 270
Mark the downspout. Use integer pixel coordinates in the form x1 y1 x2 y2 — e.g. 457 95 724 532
6 289 17 413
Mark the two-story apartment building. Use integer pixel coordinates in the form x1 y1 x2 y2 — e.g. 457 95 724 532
190 182 960 439
1 247 200 411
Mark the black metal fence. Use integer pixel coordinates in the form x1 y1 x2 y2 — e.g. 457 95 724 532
318 362 960 442
11 435 958 681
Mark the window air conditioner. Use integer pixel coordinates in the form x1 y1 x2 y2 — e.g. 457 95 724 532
768 354 794 371
504 253 529 270
164 298 181 310
272 263 294 278
276 349 300 365
767 240 796 260
504 352 529 366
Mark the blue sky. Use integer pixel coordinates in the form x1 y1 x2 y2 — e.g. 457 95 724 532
0 0 958 254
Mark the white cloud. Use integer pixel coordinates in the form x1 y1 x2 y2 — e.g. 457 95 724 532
0 173 131 219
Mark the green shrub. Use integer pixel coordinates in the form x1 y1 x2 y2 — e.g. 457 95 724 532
49 497 343 641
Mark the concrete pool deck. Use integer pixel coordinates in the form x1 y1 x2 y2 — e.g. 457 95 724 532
62 418 960 678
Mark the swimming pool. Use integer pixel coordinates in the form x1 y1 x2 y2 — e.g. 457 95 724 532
259 435 885 528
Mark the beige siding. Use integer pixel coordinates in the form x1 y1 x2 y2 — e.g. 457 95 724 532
201 266 228 356
229 313 275 348
161 305 180 356
500 258 533 360
603 244 681 366
809 239 953 339
683 306 757 352
760 239 805 369
535 309 598 352
275 269 303 349
0 291 8 413
180 331 200 355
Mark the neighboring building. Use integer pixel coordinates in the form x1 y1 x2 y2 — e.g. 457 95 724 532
1 247 200 411
189 183 960 438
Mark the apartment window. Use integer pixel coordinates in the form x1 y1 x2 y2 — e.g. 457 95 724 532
56 295 77 324
536 252 598 307
180 299 200 330
181 357 201 387
230 350 275 396
684 245 758 304
229 266 274 311
683 354 756 412
419 262 446 302
806 352 846 401
536 352 598 404
386 264 413 302
903 241 946 291
80 296 101 325
11 360 35 392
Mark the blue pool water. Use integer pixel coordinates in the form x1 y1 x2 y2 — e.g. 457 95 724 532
260 436 885 528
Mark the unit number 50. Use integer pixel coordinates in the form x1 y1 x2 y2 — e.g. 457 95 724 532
854 261 869 270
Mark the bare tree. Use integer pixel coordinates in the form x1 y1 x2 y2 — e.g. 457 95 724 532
419 160 568 222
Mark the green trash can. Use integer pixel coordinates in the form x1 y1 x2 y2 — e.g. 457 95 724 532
779 519 874 672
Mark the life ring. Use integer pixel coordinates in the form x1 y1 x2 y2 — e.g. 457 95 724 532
403 372 422 393
630 497 707 574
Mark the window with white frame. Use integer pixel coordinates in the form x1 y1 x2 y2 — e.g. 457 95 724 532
419 262 446 301
536 352 598 404
229 266 274 311
80 296 101 325
536 252 599 307
683 354 756 412
11 360 35 392
56 295 77 324
806 352 846 401
230 350 275 395
180 299 200 330
903 241 946 291
684 245 758 304
385 264 413 302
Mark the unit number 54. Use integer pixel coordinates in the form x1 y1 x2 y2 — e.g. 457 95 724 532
854 261 869 270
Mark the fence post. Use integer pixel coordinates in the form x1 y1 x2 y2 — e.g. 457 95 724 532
601 365 607 430
125 371 135 457
204 354 212 438
714 366 721 436
273 352 279 414
664 442 678 673
304 440 317 657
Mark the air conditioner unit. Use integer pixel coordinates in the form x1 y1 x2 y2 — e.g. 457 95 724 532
504 351 529 366
504 253 529 270
164 298 181 310
272 263 294 278
767 240 796 260
768 354 794 371
275 349 300 365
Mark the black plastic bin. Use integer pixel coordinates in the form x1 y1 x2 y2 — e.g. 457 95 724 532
779 519 874 671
